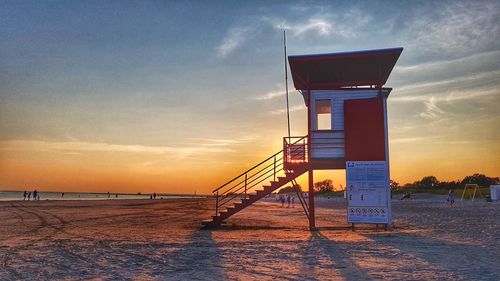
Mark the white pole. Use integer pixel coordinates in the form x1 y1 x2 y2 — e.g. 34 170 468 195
284 30 291 139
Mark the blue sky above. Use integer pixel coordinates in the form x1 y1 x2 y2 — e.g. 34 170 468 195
0 0 499 192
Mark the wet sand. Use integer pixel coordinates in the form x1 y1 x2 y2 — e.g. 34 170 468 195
0 197 498 280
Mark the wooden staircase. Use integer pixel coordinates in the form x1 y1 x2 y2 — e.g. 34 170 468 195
202 136 308 228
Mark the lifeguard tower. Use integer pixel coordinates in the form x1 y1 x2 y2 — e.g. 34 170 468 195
203 47 403 229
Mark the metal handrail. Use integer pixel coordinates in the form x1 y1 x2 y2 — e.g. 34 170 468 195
212 150 282 193
284 136 308 165
218 156 283 197
217 158 283 207
213 135 308 216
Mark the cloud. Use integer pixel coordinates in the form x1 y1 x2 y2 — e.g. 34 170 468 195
292 19 333 36
187 136 256 146
393 51 500 85
392 84 500 104
216 25 256 58
390 67 500 124
390 136 444 144
419 97 446 120
269 16 355 39
0 140 235 159
270 104 306 115
390 136 497 145
390 67 500 113
392 85 499 123
405 1 500 61
438 87 495 103
254 90 285 100
395 51 500 73
216 7 361 58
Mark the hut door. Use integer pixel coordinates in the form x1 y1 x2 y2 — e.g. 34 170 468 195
344 98 386 161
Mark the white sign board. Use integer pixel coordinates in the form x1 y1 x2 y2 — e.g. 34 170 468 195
346 161 391 224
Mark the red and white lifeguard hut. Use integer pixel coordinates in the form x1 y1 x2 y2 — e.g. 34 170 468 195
204 47 403 230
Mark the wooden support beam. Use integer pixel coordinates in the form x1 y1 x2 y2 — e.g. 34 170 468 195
308 168 316 230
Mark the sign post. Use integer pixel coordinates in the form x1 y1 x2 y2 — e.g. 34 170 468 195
346 161 391 226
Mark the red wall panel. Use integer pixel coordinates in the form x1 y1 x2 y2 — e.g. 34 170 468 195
344 98 386 161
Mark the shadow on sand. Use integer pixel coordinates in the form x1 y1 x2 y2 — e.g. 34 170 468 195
365 232 499 280
38 230 226 280
297 230 373 281
214 224 294 231
160 229 227 280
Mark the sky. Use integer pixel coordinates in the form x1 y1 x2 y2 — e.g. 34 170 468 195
0 0 499 194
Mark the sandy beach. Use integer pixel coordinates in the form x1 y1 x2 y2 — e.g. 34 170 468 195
0 196 498 280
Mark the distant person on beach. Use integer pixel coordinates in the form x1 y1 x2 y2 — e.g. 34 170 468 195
400 192 411 200
447 190 455 207
115 194 118 198
62 192 64 198
27 192 31 201
279 194 285 207
153 192 156 199
108 192 110 198
286 194 291 207
23 190 27 200
33 190 38 200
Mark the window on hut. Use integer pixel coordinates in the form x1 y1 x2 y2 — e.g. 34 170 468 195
316 99 332 130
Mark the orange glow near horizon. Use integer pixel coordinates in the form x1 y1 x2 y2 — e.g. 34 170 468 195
1 131 498 195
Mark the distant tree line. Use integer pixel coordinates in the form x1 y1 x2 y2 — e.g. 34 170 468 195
314 179 334 193
391 173 499 191
277 173 498 195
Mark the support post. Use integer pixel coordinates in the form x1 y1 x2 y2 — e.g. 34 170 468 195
283 138 287 171
306 86 315 231
308 168 316 230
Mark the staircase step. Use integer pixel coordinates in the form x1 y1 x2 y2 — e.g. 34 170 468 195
202 220 226 227
237 202 249 208
203 156 309 227
201 219 212 226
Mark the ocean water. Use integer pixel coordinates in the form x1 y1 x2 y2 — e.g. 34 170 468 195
0 191 200 201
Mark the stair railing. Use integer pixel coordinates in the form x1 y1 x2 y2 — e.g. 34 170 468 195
213 136 308 216
283 136 308 170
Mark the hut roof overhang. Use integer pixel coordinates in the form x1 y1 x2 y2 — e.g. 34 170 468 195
288 47 403 91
